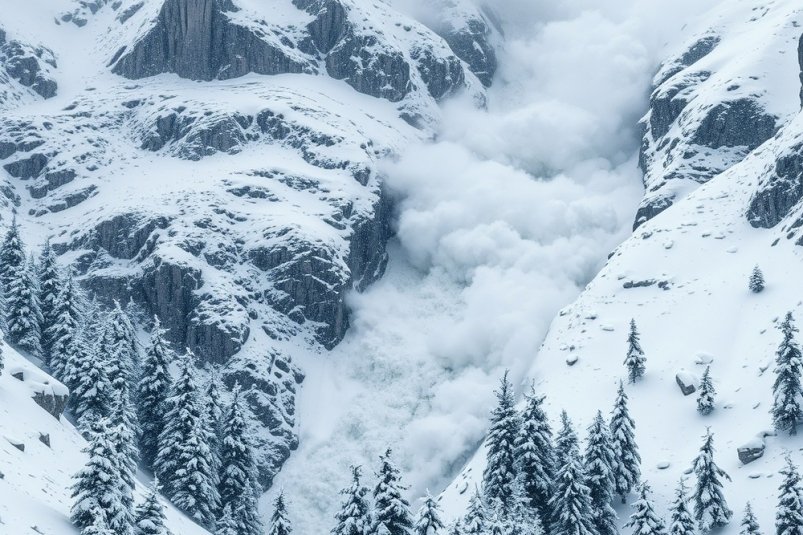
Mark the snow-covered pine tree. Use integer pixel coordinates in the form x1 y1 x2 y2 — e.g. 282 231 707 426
610 381 641 503
668 479 695 535
624 319 646 383
107 300 139 377
548 423 595 535
692 429 732 532
463 488 486 535
739 502 760 535
776 455 803 535
696 366 715 416
218 385 262 535
772 312 803 435
625 482 666 535
749 265 765 293
554 410 579 473
0 215 25 293
482 371 519 515
269 491 293 535
109 393 137 520
37 238 60 361
133 481 169 535
333 465 372 535
216 504 240 535
416 492 444 535
204 371 223 476
46 271 81 381
72 340 114 431
6 255 43 357
137 317 173 469
71 418 132 534
515 386 555 525
374 448 414 535
155 354 219 527
584 410 618 535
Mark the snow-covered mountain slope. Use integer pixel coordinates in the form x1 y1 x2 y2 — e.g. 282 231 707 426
0 345 210 535
440 0 803 530
0 0 497 487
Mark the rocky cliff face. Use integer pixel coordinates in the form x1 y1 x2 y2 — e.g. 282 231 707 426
0 0 490 485
0 27 57 108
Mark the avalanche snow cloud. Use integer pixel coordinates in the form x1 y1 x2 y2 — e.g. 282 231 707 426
279 0 718 532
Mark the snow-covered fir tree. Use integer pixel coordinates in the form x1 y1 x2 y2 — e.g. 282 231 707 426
668 479 695 535
549 420 595 535
739 502 760 535
216 504 241 535
204 371 224 477
46 271 81 381
692 429 731 532
555 410 580 470
776 455 803 535
772 312 803 435
71 418 132 535
155 354 219 527
107 300 139 377
109 393 137 520
133 481 169 535
218 385 262 535
749 265 765 293
270 491 293 535
610 381 640 503
625 482 667 535
584 410 618 535
373 448 414 535
0 215 25 293
463 488 486 535
416 492 444 535
137 317 173 469
6 255 43 357
514 386 555 525
37 238 61 361
624 319 646 383
333 465 372 535
72 341 113 431
697 366 715 415
482 371 519 514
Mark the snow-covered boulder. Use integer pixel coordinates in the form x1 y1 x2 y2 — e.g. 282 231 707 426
675 370 698 396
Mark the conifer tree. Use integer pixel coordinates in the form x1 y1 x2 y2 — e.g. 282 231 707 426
38 239 61 359
137 317 173 468
610 381 641 503
776 455 803 535
107 300 139 378
46 272 81 381
416 492 444 535
374 448 414 535
6 256 43 357
692 429 731 532
155 354 219 527
204 372 223 476
109 393 137 519
269 491 293 535
625 319 646 383
697 366 716 416
772 312 803 435
554 410 579 473
482 371 519 514
668 479 695 535
0 215 25 293
83 513 116 535
463 488 486 535
749 266 765 293
515 387 555 524
625 482 667 535
740 502 760 535
72 341 114 431
134 481 169 535
71 419 132 535
333 465 371 535
584 410 618 535
218 385 262 535
216 504 240 535
549 425 595 535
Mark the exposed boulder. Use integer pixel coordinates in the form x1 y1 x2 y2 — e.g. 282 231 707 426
737 432 773 464
111 0 312 81
675 370 698 396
